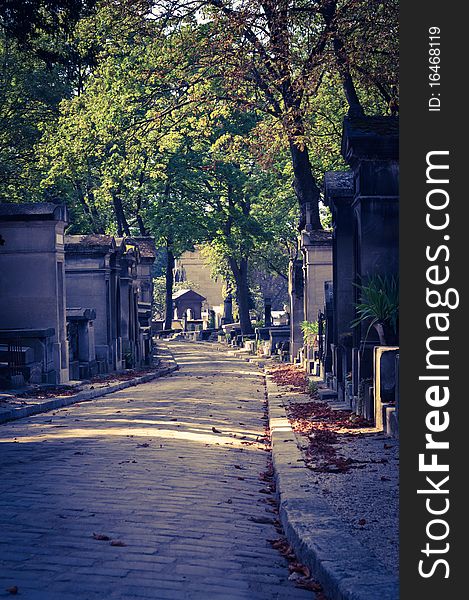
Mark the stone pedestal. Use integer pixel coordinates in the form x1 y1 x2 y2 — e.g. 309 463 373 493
289 258 304 362
67 308 97 379
0 203 69 385
300 229 333 325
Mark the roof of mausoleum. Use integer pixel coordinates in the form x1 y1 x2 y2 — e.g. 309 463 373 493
0 202 68 222
341 116 399 164
172 289 206 301
65 234 116 254
131 237 157 259
324 171 354 194
323 171 354 206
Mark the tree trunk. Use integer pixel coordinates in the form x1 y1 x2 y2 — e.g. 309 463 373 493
374 323 387 346
112 192 131 237
319 0 364 119
137 213 147 236
289 141 322 230
332 37 364 118
87 191 105 234
136 187 148 235
164 247 175 331
75 180 96 232
229 257 253 335
374 322 398 347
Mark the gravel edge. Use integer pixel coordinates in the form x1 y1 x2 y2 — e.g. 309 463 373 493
0 345 179 425
265 371 399 600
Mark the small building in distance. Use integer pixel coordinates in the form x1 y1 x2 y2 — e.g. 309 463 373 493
172 289 206 322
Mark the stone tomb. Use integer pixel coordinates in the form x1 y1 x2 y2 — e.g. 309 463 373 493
301 226 333 326
341 116 399 385
340 117 399 419
299 217 333 370
173 289 206 322
0 203 69 385
65 235 122 372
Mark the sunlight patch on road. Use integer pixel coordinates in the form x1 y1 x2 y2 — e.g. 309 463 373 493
0 425 264 448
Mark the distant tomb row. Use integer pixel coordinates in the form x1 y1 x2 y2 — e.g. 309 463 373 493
0 203 156 387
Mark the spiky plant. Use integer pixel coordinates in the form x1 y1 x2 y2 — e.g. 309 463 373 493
352 274 399 346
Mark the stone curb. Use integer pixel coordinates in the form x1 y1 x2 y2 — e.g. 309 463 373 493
265 372 399 600
0 354 179 426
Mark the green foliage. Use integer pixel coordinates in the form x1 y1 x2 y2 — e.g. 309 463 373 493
351 274 399 340
301 321 319 346
0 31 70 202
1 0 398 327
320 204 333 231
307 379 319 396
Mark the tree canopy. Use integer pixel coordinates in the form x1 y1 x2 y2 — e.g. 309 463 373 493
0 0 398 332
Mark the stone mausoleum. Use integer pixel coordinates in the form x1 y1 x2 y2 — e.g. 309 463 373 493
0 203 70 385
0 203 157 389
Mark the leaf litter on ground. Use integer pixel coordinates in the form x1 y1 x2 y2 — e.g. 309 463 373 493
269 365 373 473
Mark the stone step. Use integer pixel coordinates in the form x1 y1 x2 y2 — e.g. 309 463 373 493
318 387 338 401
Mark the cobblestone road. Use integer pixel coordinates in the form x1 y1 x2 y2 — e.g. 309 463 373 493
0 342 314 600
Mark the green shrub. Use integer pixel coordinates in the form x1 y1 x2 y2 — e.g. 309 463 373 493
301 320 319 346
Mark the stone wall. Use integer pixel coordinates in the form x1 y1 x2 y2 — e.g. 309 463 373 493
175 248 224 309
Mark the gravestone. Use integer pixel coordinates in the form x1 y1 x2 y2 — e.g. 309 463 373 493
288 258 304 362
222 293 233 325
269 326 290 358
264 297 273 327
65 235 122 372
373 346 399 431
0 203 69 384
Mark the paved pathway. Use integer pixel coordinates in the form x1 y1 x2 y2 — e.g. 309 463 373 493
0 342 314 600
